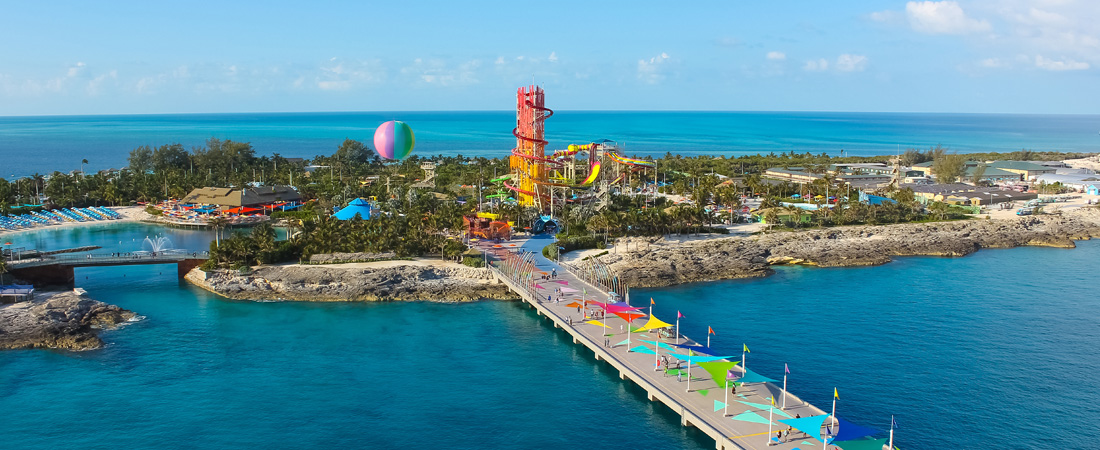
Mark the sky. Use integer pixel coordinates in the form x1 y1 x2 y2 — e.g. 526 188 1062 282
1 0 1098 115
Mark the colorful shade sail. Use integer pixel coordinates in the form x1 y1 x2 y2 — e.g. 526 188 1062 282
613 311 646 322
832 417 881 442
606 304 643 313
730 410 775 425
634 315 673 332
668 353 735 363
779 415 831 442
696 361 740 388
737 401 792 419
638 339 677 351
736 368 778 384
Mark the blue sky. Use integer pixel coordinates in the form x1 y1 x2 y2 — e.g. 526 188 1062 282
1 0 1097 115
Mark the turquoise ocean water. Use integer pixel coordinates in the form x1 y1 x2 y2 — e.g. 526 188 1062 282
2 111 1099 177
1 224 1098 449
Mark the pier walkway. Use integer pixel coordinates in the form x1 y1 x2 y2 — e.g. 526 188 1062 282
6 252 208 286
480 235 833 450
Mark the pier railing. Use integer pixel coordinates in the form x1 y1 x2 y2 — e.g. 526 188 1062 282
8 251 209 268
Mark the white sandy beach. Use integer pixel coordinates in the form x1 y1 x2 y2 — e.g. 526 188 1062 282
0 206 150 237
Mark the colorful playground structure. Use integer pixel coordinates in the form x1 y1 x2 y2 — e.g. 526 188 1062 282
505 85 656 209
463 212 512 241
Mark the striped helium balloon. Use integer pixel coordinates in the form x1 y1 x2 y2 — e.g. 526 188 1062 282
373 120 415 160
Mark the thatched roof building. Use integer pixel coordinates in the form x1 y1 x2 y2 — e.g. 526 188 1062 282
182 186 300 207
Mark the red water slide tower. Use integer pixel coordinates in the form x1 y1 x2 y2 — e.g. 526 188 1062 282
510 85 554 207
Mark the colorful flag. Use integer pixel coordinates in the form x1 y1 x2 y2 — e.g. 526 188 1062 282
650 297 655 305
834 388 839 399
688 349 696 356
785 363 790 374
892 416 899 429
708 326 715 335
743 344 750 353
678 311 684 319
771 397 776 406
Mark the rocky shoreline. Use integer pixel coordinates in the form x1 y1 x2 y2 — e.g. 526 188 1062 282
600 208 1100 287
186 262 515 302
0 291 137 351
186 209 1100 300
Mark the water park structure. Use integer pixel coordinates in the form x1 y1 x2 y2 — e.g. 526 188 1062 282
505 85 656 210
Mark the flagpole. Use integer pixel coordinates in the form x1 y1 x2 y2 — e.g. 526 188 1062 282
723 373 730 416
827 389 837 450
888 415 894 450
654 339 660 372
768 398 775 445
707 333 711 348
742 346 747 375
782 371 788 410
686 352 691 392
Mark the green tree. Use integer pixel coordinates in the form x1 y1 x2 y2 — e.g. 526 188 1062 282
970 163 987 186
932 151 966 184
129 146 154 175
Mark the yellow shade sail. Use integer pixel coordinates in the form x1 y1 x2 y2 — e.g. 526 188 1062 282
634 315 673 332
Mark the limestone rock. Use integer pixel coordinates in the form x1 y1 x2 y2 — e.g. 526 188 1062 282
0 292 137 351
601 208 1100 288
187 263 514 303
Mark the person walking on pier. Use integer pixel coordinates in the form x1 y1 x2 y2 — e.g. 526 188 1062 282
551 268 556 278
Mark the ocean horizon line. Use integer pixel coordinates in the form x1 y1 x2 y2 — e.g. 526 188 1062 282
3 109 1100 119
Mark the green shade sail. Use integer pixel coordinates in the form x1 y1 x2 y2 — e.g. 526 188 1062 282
696 361 740 388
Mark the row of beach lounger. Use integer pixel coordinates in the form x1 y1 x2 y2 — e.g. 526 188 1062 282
0 207 123 231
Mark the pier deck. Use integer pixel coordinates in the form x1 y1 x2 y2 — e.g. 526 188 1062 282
482 235 832 450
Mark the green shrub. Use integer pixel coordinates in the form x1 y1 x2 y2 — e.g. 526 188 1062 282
461 256 485 268
543 235 605 259
145 206 162 216
271 210 316 220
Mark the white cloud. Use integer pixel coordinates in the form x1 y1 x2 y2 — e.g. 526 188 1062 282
67 62 86 77
86 70 118 95
637 52 671 84
995 1 1100 65
835 54 868 71
906 1 992 34
869 10 899 23
803 58 829 71
317 58 381 90
1034 55 1090 71
400 58 480 86
548 51 558 63
979 57 1006 68
766 51 786 61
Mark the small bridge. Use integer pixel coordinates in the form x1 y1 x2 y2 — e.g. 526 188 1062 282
6 252 209 287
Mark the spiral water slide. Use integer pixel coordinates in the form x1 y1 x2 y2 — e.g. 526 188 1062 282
505 97 559 198
607 151 656 168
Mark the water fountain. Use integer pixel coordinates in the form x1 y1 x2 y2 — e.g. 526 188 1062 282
138 235 181 255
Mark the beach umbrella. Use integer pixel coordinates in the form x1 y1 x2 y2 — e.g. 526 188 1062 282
373 120 415 160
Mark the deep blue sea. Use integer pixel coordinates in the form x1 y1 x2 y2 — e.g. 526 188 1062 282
1 223 1098 449
2 111 1099 177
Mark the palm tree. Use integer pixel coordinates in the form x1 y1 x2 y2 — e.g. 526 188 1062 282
784 204 805 228
208 217 229 247
81 159 89 178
